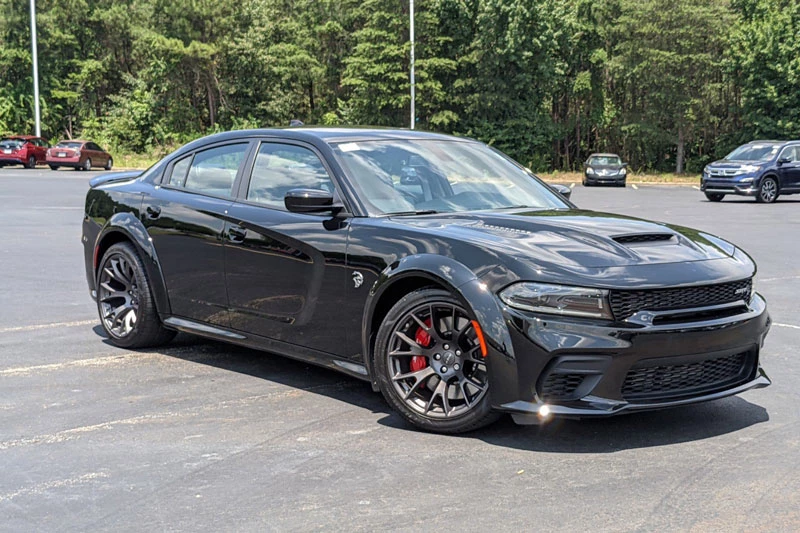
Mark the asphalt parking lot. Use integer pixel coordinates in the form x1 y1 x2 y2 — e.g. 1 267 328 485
1 168 798 531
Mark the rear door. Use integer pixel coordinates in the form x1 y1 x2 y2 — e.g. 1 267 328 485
143 141 254 326
223 140 351 356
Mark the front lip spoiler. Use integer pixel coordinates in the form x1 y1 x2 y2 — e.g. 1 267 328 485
501 369 771 424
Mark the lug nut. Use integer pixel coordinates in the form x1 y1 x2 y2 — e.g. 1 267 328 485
455 350 461 356
441 366 448 372
443 344 450 350
454 364 460 371
434 353 441 360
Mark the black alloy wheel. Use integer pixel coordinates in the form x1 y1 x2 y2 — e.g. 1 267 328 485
97 242 175 348
374 288 498 433
757 177 778 203
83 158 92 171
705 193 724 202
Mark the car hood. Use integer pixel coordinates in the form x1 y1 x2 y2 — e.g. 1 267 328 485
389 209 735 269
708 158 767 169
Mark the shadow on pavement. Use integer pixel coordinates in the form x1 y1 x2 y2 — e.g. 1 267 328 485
95 327 770 453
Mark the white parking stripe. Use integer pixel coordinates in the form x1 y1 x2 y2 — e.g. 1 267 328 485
692 185 700 190
631 184 639 190
0 319 97 334
774 323 800 330
570 183 575 189
0 353 144 377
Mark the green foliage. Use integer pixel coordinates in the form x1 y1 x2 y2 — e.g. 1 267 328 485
0 0 797 172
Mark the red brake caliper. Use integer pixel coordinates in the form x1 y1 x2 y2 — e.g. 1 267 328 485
409 318 432 373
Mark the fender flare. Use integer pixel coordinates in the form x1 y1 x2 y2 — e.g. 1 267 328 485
95 212 171 317
361 254 516 388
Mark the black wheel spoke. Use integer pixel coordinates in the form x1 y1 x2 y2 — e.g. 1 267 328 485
393 366 435 383
394 330 423 350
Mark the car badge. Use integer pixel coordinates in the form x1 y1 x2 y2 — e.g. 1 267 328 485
352 271 364 289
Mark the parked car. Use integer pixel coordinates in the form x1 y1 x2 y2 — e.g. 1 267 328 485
46 140 113 171
0 135 49 168
582 153 628 186
82 128 770 433
701 140 800 203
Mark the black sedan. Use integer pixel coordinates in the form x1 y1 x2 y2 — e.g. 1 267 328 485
583 153 628 186
82 128 770 433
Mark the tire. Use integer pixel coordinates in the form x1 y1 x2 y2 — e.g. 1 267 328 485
756 177 778 203
104 157 113 171
705 193 724 202
619 180 627 187
374 288 500 434
83 158 92 171
96 242 176 349
49 165 59 171
26 155 36 169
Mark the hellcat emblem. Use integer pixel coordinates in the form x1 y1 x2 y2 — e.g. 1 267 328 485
352 271 364 288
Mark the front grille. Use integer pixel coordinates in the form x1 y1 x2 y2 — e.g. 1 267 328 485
708 169 738 178
622 351 753 402
608 278 751 321
613 233 674 244
539 373 584 400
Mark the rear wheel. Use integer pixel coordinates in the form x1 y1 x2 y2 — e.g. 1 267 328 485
104 157 113 171
26 155 36 169
374 288 499 434
756 177 778 203
97 242 176 348
705 193 724 202
83 158 92 171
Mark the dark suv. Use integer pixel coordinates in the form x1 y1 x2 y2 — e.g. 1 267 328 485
701 140 800 203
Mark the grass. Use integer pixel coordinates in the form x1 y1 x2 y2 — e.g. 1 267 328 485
110 150 702 186
538 171 700 185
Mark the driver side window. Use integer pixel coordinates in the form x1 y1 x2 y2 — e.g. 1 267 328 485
246 143 335 210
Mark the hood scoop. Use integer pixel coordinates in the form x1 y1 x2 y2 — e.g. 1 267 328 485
612 233 675 245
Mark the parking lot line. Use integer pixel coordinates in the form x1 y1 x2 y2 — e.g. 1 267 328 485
774 322 800 330
631 184 639 190
0 319 96 334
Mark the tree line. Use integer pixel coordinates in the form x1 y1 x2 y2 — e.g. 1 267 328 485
1 0 798 173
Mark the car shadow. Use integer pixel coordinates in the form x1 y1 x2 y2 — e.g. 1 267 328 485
94 327 770 452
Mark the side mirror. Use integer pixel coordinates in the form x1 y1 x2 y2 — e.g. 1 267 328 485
285 188 336 214
622 162 629 167
550 183 572 201
777 157 791 165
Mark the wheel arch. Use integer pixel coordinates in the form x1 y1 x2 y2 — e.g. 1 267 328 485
759 172 781 190
94 213 171 317
361 254 515 391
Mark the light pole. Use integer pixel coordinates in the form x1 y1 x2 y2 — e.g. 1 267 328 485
409 0 415 130
29 0 41 137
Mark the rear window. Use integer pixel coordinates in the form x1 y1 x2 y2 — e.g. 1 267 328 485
56 142 84 149
0 139 24 149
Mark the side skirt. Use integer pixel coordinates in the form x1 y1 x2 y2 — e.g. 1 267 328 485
162 316 371 382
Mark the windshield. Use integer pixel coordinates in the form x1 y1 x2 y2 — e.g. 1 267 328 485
0 138 24 149
725 144 780 161
332 139 567 215
588 155 621 166
56 141 83 149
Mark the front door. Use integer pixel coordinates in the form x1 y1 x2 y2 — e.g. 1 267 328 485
224 141 350 356
143 141 252 326
778 145 800 192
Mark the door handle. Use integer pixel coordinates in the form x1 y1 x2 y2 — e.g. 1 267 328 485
145 205 161 219
228 224 247 243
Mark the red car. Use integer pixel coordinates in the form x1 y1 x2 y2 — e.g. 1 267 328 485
46 140 113 171
0 135 49 168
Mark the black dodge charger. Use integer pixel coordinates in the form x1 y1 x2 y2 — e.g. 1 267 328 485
82 128 771 433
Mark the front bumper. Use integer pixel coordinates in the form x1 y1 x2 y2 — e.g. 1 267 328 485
492 294 771 424
585 173 625 184
701 176 758 196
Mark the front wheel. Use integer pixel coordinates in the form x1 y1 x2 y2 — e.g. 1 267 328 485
97 242 176 348
104 157 113 171
374 288 499 434
705 193 724 202
756 177 778 203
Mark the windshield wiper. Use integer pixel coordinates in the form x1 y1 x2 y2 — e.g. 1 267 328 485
385 209 440 216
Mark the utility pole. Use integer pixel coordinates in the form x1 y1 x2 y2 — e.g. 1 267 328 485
29 0 41 137
409 0 415 130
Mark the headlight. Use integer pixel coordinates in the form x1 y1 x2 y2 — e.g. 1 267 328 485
739 177 754 183
586 167 595 174
736 164 760 175
499 282 613 319
620 168 627 176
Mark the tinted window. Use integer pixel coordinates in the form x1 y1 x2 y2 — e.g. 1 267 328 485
725 144 780 161
780 146 799 162
168 155 192 187
246 143 335 209
184 143 248 197
56 141 83 149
